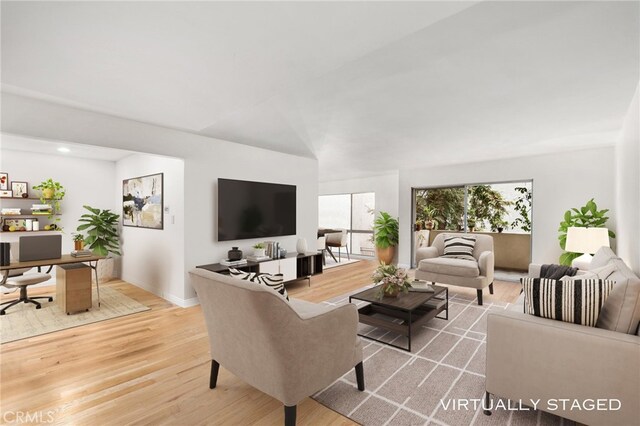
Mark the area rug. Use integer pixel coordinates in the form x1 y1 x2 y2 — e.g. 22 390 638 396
312 288 573 426
324 258 361 270
1 287 150 344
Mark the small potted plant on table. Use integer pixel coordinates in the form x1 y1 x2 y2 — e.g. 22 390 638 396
72 233 85 251
253 242 266 257
373 263 412 299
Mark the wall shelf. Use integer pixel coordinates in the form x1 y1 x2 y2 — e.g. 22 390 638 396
0 230 62 234
0 214 60 218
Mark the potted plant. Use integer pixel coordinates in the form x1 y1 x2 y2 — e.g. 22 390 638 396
373 211 399 264
77 205 121 283
72 233 85 251
32 178 65 226
467 217 477 232
373 263 412 299
423 206 436 230
415 220 423 231
495 220 509 233
253 242 266 257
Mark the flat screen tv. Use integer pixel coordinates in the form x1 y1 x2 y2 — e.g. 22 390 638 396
217 178 296 241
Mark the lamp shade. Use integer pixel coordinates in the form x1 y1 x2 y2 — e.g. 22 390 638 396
565 227 610 254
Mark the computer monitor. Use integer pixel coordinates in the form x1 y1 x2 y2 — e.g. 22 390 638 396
18 234 62 262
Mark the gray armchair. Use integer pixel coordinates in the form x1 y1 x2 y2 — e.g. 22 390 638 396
415 233 495 305
189 268 364 426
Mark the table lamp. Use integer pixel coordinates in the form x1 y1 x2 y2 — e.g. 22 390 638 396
564 227 610 270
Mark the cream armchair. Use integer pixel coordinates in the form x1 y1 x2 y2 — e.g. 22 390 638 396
415 233 495 305
189 268 364 426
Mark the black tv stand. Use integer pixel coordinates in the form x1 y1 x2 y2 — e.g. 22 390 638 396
196 252 323 285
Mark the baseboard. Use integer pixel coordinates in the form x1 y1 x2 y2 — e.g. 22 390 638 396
164 293 199 308
123 279 199 308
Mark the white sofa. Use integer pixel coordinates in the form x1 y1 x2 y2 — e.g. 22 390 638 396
485 247 640 425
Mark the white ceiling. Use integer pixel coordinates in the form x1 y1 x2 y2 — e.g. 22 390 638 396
2 1 639 180
0 133 135 162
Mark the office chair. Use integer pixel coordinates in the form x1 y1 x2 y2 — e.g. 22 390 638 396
0 243 52 315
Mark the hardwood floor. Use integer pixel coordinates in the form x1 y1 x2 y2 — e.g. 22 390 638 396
0 260 521 425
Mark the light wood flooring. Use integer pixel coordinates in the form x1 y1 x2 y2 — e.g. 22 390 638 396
0 260 521 425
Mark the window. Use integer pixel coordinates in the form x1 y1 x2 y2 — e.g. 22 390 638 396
412 181 532 269
318 192 375 256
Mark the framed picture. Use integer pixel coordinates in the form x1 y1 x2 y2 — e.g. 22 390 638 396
3 218 26 228
0 190 12 198
0 173 7 190
122 172 164 229
11 181 28 198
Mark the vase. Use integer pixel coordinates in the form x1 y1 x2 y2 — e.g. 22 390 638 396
42 188 54 199
74 241 84 251
228 247 243 261
383 284 400 298
376 246 395 264
296 238 307 254
254 248 266 257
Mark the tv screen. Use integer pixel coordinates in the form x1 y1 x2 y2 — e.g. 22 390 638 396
217 178 296 241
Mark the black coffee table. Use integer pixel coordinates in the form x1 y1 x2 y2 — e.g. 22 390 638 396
349 285 448 352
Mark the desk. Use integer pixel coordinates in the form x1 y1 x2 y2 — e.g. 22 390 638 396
0 254 106 306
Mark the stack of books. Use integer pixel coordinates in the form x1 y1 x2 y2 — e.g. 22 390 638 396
220 259 247 266
31 204 53 215
409 280 435 293
1 208 21 215
71 249 93 257
246 255 271 262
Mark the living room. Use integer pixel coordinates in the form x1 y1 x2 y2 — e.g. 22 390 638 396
1 1 639 426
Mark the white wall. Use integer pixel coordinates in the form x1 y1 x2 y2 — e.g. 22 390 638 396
0 148 116 284
398 147 617 267
319 173 400 219
2 94 319 305
616 85 640 274
115 154 185 303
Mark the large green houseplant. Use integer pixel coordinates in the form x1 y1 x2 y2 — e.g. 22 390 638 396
77 205 121 257
558 198 615 265
373 211 399 264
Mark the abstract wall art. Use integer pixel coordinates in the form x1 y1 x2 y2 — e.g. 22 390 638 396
123 172 163 229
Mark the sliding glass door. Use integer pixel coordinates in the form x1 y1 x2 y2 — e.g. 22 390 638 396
412 181 532 269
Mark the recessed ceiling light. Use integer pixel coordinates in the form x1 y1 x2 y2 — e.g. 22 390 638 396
57 147 71 153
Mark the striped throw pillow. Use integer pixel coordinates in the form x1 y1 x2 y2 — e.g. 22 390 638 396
228 268 289 300
521 278 614 327
442 235 476 261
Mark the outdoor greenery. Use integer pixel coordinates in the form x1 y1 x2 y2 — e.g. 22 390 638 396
373 211 399 248
415 184 532 233
468 185 511 231
558 198 615 266
77 205 121 257
511 186 532 232
415 188 464 230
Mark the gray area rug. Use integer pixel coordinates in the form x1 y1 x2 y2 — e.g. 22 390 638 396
1 286 150 344
313 288 574 426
